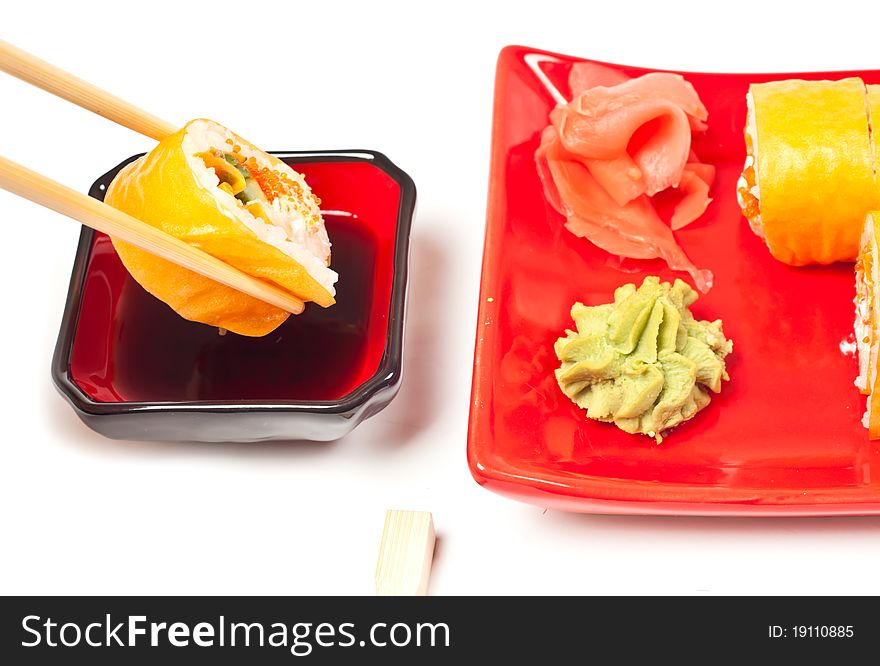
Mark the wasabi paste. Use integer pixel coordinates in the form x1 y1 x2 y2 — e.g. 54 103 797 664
554 277 733 442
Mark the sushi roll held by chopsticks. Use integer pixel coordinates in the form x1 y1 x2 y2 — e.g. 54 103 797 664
0 41 335 335
106 119 338 337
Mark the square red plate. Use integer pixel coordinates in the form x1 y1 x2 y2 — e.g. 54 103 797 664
467 45 880 516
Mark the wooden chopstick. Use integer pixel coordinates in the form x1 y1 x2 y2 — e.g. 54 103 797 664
375 510 436 596
0 156 305 315
0 40 177 141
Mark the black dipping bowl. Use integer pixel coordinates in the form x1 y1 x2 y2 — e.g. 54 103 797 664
52 150 415 442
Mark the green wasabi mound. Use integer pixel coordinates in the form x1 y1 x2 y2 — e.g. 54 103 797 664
554 276 733 442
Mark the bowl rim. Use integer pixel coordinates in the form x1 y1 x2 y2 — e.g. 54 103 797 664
51 149 416 417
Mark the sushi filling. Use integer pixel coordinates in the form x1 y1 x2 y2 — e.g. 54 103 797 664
182 120 337 296
736 92 763 238
854 236 875 395
198 151 285 227
855 216 880 431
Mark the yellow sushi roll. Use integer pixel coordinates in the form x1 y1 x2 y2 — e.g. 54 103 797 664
870 84 880 162
738 78 880 266
105 118 337 337
856 211 880 438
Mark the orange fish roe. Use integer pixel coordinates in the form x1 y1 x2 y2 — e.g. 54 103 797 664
220 145 305 203
857 243 875 343
208 143 323 226
243 157 304 202
737 164 760 221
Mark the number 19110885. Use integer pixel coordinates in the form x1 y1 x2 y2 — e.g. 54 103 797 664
769 625 854 639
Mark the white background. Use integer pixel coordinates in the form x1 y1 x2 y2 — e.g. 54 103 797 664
3 0 880 596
